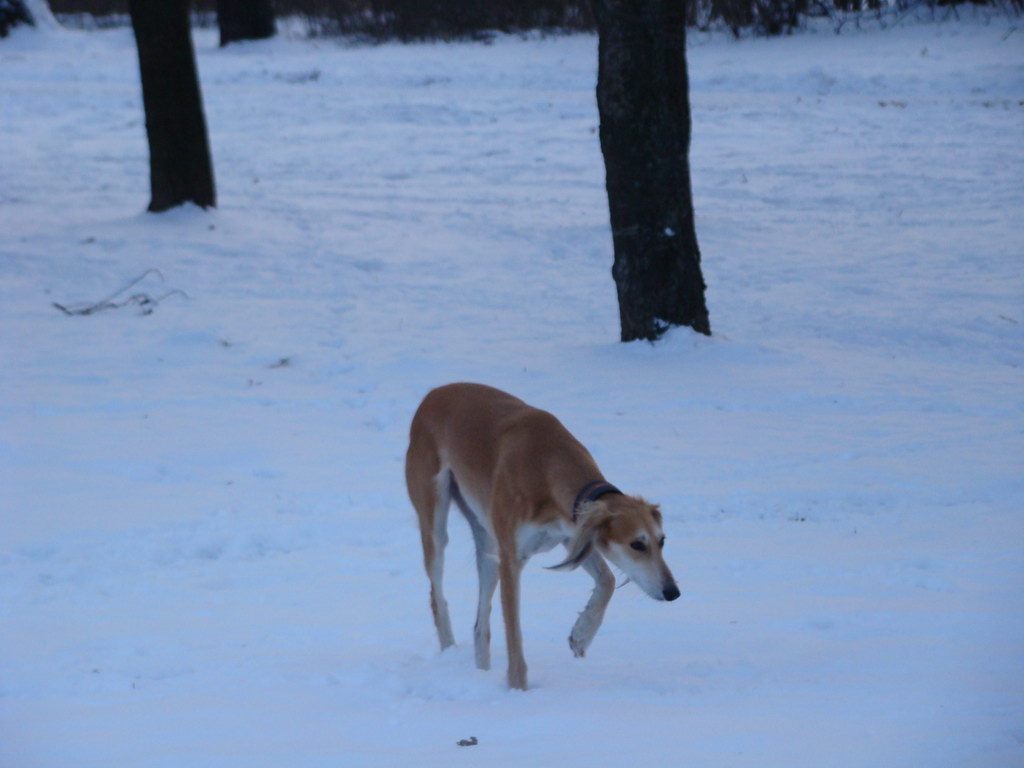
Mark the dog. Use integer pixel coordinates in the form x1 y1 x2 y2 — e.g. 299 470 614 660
405 382 679 690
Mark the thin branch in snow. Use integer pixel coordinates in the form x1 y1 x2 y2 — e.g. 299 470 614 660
52 269 189 316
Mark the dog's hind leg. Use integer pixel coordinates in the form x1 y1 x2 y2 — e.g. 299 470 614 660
568 551 615 658
452 482 498 670
406 450 456 651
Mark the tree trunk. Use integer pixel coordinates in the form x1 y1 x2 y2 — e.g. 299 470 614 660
129 0 216 212
216 0 275 47
0 0 33 37
592 0 710 341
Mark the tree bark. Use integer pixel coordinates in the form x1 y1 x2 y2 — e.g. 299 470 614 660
216 0 275 47
0 0 33 37
592 0 710 341
129 0 216 212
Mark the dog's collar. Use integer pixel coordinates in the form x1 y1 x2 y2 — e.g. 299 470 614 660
572 481 622 522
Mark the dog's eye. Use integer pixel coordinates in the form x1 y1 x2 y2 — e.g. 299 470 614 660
658 536 666 549
630 541 647 552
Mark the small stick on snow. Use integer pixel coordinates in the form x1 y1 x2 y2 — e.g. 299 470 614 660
52 269 189 316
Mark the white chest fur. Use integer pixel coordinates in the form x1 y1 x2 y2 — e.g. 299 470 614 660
516 521 571 562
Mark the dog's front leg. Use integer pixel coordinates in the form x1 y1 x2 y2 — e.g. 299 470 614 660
470 525 499 671
497 539 528 690
569 551 615 658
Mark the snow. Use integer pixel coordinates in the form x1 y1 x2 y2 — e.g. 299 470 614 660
2 14 1023 767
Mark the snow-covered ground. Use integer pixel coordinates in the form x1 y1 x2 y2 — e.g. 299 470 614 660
2 14 1022 767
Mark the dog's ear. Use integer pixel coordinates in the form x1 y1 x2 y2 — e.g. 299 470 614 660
547 501 613 571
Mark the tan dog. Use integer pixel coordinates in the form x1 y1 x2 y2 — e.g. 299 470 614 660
405 382 679 690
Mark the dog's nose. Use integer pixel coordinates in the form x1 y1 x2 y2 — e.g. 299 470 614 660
662 583 681 601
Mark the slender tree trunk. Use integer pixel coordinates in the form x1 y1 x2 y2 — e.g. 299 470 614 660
592 0 710 341
129 0 216 212
216 0 275 47
0 0 33 37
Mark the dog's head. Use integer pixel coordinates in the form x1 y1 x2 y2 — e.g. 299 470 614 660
551 495 680 601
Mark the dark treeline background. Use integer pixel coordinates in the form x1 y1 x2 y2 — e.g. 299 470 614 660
49 0 1016 39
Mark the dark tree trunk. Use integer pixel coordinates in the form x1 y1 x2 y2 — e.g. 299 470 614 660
592 0 710 341
0 0 33 37
129 0 216 212
216 0 275 47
